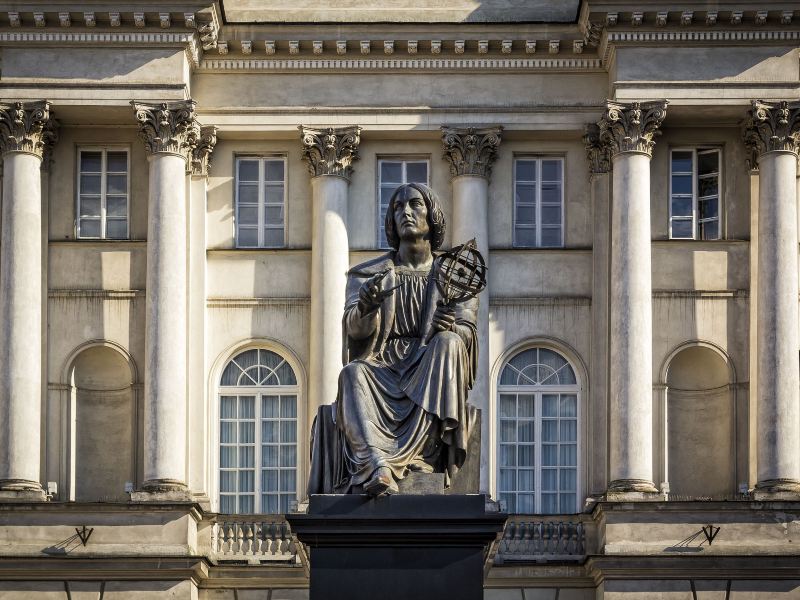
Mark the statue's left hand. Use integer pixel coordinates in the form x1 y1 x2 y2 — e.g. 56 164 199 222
431 302 456 333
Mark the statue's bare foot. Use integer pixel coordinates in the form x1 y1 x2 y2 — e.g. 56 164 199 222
364 467 398 496
408 460 434 473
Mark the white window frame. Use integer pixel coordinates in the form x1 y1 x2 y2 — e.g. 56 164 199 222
235 156 287 248
376 157 430 249
669 148 722 241
76 146 130 240
513 156 565 248
496 349 581 515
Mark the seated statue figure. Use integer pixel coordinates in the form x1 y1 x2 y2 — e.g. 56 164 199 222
308 182 478 496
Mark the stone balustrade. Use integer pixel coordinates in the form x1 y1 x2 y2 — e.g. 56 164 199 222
494 516 592 564
210 516 299 565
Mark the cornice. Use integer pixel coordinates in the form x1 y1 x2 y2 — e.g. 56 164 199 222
197 56 604 72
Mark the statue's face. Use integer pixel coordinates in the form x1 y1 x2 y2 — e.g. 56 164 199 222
393 187 430 242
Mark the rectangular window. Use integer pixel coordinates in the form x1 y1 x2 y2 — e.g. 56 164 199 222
513 157 564 248
77 148 129 239
236 157 286 248
670 149 721 240
377 158 429 248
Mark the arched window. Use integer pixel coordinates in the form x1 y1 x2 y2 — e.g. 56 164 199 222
497 347 580 514
219 348 299 514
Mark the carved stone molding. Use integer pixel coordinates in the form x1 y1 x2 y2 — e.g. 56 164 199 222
598 100 668 158
132 100 200 161
441 126 503 179
191 125 217 177
742 100 800 167
299 125 361 180
0 100 58 159
583 123 611 176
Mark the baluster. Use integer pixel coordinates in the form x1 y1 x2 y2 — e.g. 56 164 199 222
543 522 552 554
520 521 532 554
533 521 542 555
224 524 235 555
256 522 267 557
577 522 585 554
235 523 245 555
279 521 290 554
211 522 220 554
244 523 254 555
556 521 564 554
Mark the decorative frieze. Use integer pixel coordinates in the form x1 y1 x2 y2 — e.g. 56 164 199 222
0 100 58 159
132 100 200 161
742 100 800 165
191 126 217 177
583 123 611 176
598 100 668 157
441 126 502 179
299 125 361 180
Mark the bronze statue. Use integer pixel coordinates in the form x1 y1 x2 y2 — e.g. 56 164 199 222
308 183 485 496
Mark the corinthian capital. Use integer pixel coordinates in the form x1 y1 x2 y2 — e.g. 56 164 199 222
441 126 502 179
583 123 611 176
0 100 58 159
598 100 668 158
300 125 361 180
191 125 217 177
743 100 800 166
132 100 200 161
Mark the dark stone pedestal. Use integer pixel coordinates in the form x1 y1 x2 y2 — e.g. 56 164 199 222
287 494 506 600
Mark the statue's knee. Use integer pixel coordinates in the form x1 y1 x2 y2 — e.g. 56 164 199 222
432 330 463 349
340 361 367 383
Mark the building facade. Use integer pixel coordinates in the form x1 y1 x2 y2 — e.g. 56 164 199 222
0 1 799 598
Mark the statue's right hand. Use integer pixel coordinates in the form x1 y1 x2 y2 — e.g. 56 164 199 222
358 270 390 315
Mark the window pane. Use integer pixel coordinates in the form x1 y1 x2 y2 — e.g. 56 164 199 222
80 152 102 172
701 220 720 241
263 494 279 513
265 160 284 182
499 395 516 418
238 227 258 247
540 182 561 204
262 445 278 467
672 175 692 195
516 205 535 226
542 421 558 442
499 469 516 491
238 183 259 204
238 205 258 225
541 205 561 225
220 446 236 468
540 228 562 248
238 495 254 514
500 420 516 442
280 470 296 493
221 396 237 419
518 395 534 418
219 495 236 514
106 152 127 172
106 219 127 240
560 420 577 442
280 396 297 418
698 176 719 198
542 469 557 491
79 196 101 217
239 160 259 181
500 493 515 513
220 471 236 493
79 219 101 238
518 469 534 492
671 196 692 217
514 227 537 247
380 161 403 183
239 397 255 419
542 444 557 466
560 468 577 490
560 395 577 418
499 445 516 467
542 395 558 418
541 493 558 514
671 151 692 173
262 421 278 443
518 445 534 467
671 219 693 239
106 174 127 195
240 470 254 493
518 421 534 442
515 160 536 182
239 422 255 444
80 174 101 195
560 444 577 466
239 446 254 468
264 228 284 247
515 183 536 204
221 422 236 444
280 445 297 468
280 421 297 443
541 160 562 181
406 162 428 183
262 470 278 492
698 151 719 176
107 196 127 217
699 197 719 220
262 396 279 418
264 205 284 225
560 493 576 514
517 494 534 514
265 186 284 205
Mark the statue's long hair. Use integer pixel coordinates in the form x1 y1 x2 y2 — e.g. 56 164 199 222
384 182 446 251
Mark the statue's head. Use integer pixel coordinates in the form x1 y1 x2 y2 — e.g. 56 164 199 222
384 182 446 251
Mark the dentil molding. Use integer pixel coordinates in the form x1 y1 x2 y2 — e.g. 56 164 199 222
441 126 503 180
299 125 361 180
132 100 201 162
0 100 58 159
598 100 668 157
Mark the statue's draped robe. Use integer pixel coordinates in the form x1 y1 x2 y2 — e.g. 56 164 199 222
308 252 478 494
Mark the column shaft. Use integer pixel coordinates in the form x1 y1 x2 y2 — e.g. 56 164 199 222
143 153 189 489
308 175 350 428
0 152 44 493
608 152 657 493
450 174 490 491
756 151 800 490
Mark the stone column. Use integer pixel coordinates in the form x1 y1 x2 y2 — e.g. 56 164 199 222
583 123 612 496
132 101 200 499
743 100 800 498
300 126 361 433
0 101 57 500
187 126 216 505
441 126 502 493
598 100 668 498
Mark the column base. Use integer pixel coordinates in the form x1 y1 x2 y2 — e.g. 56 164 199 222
0 480 46 502
130 479 192 502
605 478 660 501
753 478 800 500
